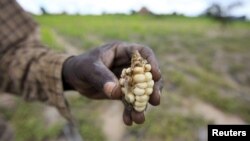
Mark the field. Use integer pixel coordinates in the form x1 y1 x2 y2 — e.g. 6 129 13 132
2 15 250 141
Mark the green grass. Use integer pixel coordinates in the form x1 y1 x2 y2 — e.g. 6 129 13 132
68 96 106 141
1 99 63 141
34 15 220 49
40 26 65 51
125 91 208 141
127 113 205 141
0 96 105 141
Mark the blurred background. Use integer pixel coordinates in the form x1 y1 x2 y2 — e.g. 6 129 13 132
1 0 250 141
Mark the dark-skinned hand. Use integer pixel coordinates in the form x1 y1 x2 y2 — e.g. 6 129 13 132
62 42 163 125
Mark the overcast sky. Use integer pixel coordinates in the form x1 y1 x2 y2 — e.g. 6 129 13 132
17 0 250 18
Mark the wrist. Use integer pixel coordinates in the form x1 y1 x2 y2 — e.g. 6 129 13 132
62 56 75 91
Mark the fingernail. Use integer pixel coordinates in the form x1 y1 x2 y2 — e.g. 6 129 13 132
158 90 161 96
103 82 116 98
158 68 161 74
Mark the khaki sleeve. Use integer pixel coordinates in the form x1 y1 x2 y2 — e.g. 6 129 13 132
0 0 73 121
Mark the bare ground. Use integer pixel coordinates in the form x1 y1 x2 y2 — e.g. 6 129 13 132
181 97 245 124
100 101 126 141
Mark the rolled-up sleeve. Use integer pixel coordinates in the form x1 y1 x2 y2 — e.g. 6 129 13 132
0 0 73 121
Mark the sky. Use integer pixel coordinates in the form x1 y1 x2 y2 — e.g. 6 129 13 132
17 0 250 18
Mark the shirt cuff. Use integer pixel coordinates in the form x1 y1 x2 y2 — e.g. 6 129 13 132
42 53 74 121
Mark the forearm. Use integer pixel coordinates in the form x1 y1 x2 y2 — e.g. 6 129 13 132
0 40 73 119
1 42 63 99
0 0 74 121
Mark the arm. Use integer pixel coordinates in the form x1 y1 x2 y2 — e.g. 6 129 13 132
0 0 72 121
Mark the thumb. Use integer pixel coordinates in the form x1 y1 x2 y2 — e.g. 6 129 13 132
103 82 123 99
86 61 122 99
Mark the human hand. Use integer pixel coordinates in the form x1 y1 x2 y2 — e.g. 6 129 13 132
62 42 163 125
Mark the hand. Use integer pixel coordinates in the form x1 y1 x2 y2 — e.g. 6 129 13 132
62 42 163 125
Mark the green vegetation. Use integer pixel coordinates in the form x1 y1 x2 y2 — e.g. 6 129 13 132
0 96 105 141
2 15 249 141
68 96 106 141
40 26 65 51
124 92 208 141
1 99 62 141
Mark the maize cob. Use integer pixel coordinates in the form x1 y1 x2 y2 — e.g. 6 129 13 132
120 50 154 112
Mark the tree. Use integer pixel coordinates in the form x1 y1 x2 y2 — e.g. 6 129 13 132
204 1 245 27
40 7 48 15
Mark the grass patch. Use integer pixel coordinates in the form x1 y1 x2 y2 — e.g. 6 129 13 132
180 76 250 122
1 100 62 141
40 26 65 51
126 91 207 141
165 63 250 122
68 96 106 141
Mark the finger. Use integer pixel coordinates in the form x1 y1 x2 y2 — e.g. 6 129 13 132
149 79 163 106
117 43 161 81
114 43 161 81
131 110 145 124
139 47 161 81
149 86 160 106
123 107 133 126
